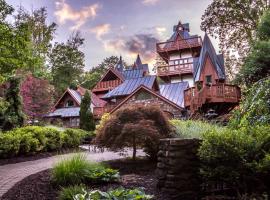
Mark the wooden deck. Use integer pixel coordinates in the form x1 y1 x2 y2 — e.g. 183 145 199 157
156 36 202 53
92 79 122 92
184 84 241 113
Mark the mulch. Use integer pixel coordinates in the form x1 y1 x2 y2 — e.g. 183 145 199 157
0 148 84 166
2 158 169 200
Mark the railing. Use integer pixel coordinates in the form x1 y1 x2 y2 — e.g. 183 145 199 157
156 36 202 52
157 57 193 76
93 80 122 91
184 84 241 111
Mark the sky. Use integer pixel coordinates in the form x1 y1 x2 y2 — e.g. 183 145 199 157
6 0 215 71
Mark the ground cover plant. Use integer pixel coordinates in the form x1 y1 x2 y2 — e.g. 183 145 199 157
94 105 172 160
0 126 89 158
52 154 120 186
170 119 224 139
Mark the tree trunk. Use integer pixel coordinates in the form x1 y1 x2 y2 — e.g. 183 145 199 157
132 136 136 161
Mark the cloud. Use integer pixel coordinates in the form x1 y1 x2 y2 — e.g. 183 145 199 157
90 24 111 40
155 26 166 37
55 0 100 30
103 34 159 63
142 0 159 6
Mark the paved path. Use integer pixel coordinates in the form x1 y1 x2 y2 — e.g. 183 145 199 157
0 148 143 198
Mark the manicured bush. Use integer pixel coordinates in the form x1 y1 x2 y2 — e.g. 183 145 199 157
52 154 119 186
199 125 270 196
19 133 40 154
44 127 63 151
0 133 21 158
95 105 172 160
73 187 154 200
59 185 85 200
62 128 88 148
170 119 224 139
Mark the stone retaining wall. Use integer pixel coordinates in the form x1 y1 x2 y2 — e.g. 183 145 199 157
156 138 201 200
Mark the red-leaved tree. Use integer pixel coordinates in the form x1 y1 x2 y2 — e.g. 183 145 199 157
20 74 53 120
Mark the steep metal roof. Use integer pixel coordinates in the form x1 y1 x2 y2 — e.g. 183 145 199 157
102 76 156 99
159 82 189 108
91 92 107 107
194 34 226 82
45 107 80 118
122 69 144 79
114 56 125 71
68 89 82 104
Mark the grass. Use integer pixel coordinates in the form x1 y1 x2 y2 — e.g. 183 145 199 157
170 119 225 139
52 154 119 186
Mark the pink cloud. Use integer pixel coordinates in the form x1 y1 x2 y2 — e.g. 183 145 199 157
90 24 111 40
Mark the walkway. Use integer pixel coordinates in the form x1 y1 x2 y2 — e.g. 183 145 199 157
0 148 144 198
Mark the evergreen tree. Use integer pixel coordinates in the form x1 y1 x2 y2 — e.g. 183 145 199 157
79 91 95 131
2 77 25 130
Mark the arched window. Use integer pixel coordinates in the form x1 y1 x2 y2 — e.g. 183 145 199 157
65 100 74 107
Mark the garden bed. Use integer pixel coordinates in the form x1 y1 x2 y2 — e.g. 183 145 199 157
2 158 167 200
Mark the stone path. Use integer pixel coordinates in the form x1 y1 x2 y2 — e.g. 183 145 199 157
0 147 143 198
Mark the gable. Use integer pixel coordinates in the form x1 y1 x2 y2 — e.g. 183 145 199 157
54 89 81 109
199 54 219 82
100 69 124 82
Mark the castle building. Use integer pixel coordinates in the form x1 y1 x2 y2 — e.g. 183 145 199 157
45 21 241 127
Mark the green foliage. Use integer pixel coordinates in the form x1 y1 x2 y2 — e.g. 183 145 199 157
59 185 85 200
79 91 95 131
95 105 172 160
73 187 153 200
0 126 85 158
2 77 25 131
95 113 110 134
170 119 224 139
0 98 8 129
52 154 119 186
0 0 14 21
201 0 269 79
199 125 270 194
257 10 270 40
50 32 85 96
230 78 270 127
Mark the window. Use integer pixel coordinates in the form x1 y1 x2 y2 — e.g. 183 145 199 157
65 100 74 107
70 118 80 127
206 75 212 85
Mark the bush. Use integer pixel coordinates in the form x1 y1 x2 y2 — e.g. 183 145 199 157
73 187 153 200
95 105 172 160
52 154 119 186
59 185 85 200
19 133 40 154
44 128 63 151
199 125 270 196
0 133 21 158
61 129 88 148
170 119 224 139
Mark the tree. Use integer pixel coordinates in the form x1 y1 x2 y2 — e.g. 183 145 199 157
50 32 85 96
0 0 13 21
80 56 120 89
14 7 57 78
236 10 270 86
201 0 269 79
79 91 95 131
2 77 25 130
20 74 53 120
94 105 172 160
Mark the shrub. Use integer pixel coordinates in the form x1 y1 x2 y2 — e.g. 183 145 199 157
170 119 224 139
52 154 119 186
59 185 85 200
199 125 270 195
62 129 88 148
19 133 40 154
44 128 63 151
0 133 21 158
73 187 153 200
95 105 172 160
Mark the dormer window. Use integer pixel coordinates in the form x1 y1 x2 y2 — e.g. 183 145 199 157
65 100 74 107
206 75 212 85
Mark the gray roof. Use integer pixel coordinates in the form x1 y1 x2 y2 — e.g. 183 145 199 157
194 34 226 82
68 89 82 104
159 82 189 108
114 56 125 71
122 69 144 79
102 76 156 99
45 107 80 118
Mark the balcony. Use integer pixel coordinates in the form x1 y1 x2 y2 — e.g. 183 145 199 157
92 79 122 92
157 58 193 76
156 36 202 53
184 84 241 113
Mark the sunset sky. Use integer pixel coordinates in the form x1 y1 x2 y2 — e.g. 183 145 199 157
6 0 215 70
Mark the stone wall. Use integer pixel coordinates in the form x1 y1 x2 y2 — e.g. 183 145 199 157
156 138 201 200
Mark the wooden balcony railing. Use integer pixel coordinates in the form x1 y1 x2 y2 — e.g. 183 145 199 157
157 58 193 76
184 84 241 112
157 36 202 53
93 80 122 92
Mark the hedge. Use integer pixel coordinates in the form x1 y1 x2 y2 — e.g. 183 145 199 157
0 126 91 158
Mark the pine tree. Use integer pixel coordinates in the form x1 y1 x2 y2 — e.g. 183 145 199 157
79 91 95 131
2 77 25 130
